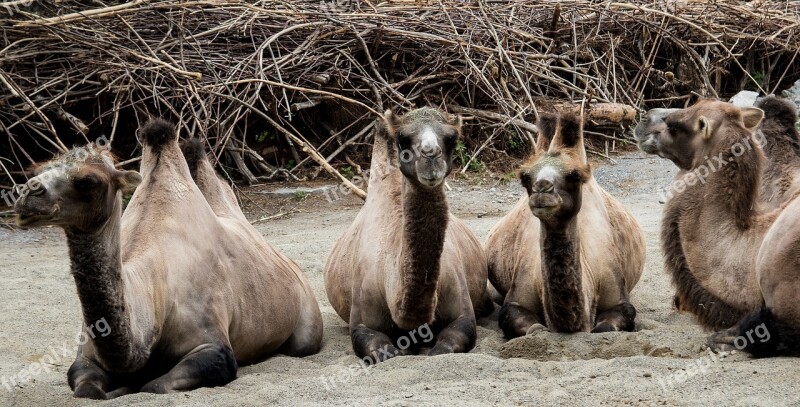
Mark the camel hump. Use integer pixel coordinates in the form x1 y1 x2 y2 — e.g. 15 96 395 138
180 138 207 175
139 118 177 152
756 96 798 130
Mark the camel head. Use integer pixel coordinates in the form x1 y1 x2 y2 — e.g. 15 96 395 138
384 107 462 189
14 144 141 232
520 113 590 225
635 100 764 170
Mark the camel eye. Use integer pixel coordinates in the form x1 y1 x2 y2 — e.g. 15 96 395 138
74 175 102 190
520 172 532 187
565 170 584 184
443 133 457 149
397 133 412 150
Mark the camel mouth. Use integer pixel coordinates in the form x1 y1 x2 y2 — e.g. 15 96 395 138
417 176 444 188
15 206 59 228
529 194 561 217
637 135 662 155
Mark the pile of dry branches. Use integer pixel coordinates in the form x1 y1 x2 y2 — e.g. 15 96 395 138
1 0 799 191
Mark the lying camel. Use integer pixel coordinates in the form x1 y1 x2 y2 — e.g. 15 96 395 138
324 107 492 361
485 112 645 337
13 119 322 399
635 99 800 356
635 96 800 210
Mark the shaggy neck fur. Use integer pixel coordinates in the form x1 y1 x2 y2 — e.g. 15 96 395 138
701 123 762 229
661 122 765 330
539 215 587 332
393 179 449 329
64 196 147 372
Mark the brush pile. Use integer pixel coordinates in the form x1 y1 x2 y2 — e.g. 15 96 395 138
1 0 799 189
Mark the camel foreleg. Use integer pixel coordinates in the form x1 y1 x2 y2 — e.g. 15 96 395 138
427 314 477 355
68 356 113 400
139 343 237 394
498 302 543 339
592 301 637 333
350 324 412 363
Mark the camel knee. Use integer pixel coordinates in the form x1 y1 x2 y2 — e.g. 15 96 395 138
431 317 477 354
350 325 400 362
140 344 237 394
73 382 107 400
592 302 637 333
499 302 539 339
189 344 238 387
68 358 111 400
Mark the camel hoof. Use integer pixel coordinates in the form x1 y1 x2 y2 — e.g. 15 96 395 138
140 382 172 394
707 330 738 354
73 383 107 400
525 323 548 335
427 344 454 356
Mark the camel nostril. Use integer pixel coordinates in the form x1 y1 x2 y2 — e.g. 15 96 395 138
534 180 554 193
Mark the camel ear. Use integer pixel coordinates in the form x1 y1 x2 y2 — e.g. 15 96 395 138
535 113 558 153
450 115 463 131
698 116 715 140
114 170 142 194
741 107 765 132
383 109 401 134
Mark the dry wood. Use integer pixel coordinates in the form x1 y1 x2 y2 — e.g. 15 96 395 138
1 0 799 187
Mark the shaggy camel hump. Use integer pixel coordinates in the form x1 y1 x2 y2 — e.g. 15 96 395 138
636 99 800 357
490 111 645 337
13 118 322 399
324 107 490 363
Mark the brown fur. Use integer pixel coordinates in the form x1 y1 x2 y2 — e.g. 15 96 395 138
14 122 322 398
324 107 490 361
486 112 645 337
755 96 800 210
637 100 800 356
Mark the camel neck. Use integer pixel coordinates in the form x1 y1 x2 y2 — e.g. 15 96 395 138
702 128 762 229
540 217 587 332
64 197 146 371
393 180 449 329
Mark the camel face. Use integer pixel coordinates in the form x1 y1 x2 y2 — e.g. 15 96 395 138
634 108 678 155
636 101 764 170
385 107 461 188
14 146 141 231
520 156 588 222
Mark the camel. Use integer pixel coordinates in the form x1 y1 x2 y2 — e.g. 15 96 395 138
324 107 492 362
635 96 800 210
13 119 322 399
635 99 800 356
484 112 646 337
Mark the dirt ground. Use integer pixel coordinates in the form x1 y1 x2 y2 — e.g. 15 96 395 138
1 151 798 406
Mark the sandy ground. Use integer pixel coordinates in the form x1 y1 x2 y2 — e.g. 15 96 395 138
1 151 799 406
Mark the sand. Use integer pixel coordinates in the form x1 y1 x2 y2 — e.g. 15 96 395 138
1 151 798 406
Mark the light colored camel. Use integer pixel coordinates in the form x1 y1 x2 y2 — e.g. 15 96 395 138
485 112 645 337
13 119 322 399
324 107 492 362
635 99 800 356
